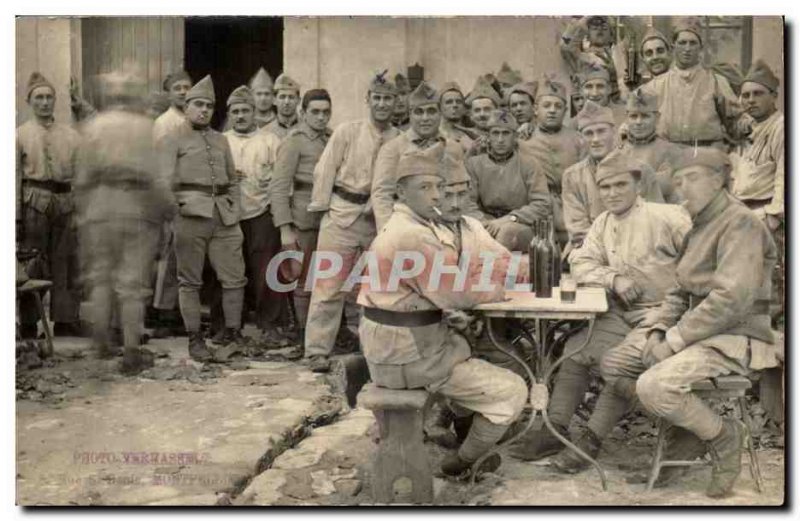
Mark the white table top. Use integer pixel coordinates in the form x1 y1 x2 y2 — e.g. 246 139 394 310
474 287 609 319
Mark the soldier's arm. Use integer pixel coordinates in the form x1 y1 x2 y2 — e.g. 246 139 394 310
667 213 773 350
271 135 302 229
222 138 241 214
309 123 350 213
510 165 552 224
371 138 400 230
561 166 592 246
464 158 489 223
640 282 690 331
764 121 785 219
569 214 616 288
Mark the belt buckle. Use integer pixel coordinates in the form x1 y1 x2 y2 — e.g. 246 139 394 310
211 184 217 197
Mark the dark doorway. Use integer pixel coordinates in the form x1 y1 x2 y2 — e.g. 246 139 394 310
184 17 283 130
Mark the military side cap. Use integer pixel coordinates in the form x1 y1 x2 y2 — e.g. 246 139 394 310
487 109 519 131
672 17 703 44
496 62 523 86
640 27 671 52
507 81 538 103
465 75 501 107
368 69 397 96
227 85 255 107
249 67 274 90
274 73 300 93
443 152 471 186
626 88 659 113
596 149 651 185
439 81 464 99
537 75 567 103
577 100 615 131
27 72 55 99
587 16 610 27
408 81 439 109
396 142 446 182
395 73 411 94
743 59 780 92
670 145 732 175
186 75 215 103
99 69 146 101
163 70 192 92
578 62 610 86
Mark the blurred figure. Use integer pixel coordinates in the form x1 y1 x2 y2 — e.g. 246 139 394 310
16 72 83 338
74 69 175 374
392 73 411 131
146 91 170 120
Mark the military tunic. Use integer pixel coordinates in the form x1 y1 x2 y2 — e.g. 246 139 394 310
618 135 684 203
270 122 331 325
358 204 527 426
304 119 399 358
153 106 187 144
16 118 82 328
263 115 300 141
439 120 476 154
601 192 781 440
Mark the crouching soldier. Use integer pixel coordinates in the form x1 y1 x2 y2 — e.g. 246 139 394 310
600 147 781 497
358 144 528 477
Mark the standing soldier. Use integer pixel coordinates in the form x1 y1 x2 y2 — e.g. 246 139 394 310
495 62 524 101
263 73 301 140
392 73 411 131
618 89 683 203
223 85 289 346
250 67 277 129
75 70 175 374
303 72 400 373
160 75 247 361
270 88 333 344
562 101 664 249
465 75 502 157
640 17 740 149
358 144 528 477
731 59 784 323
153 70 192 143
576 63 627 126
518 77 584 247
640 27 672 81
372 81 465 231
560 16 623 101
438 82 476 153
600 148 780 497
16 72 82 338
507 81 537 126
464 109 551 252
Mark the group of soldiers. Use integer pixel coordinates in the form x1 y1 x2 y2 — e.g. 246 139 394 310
16 15 783 498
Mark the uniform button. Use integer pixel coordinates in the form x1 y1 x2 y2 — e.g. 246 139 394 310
206 145 211 150
209 161 214 166
211 176 216 180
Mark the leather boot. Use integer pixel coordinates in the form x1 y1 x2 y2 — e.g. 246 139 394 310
308 355 331 373
551 428 602 474
654 426 709 488
188 332 212 362
706 419 745 498
453 415 474 444
120 346 155 375
424 402 458 449
441 414 507 478
509 423 570 461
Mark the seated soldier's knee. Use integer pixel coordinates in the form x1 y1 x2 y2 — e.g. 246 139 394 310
508 372 528 417
636 369 679 417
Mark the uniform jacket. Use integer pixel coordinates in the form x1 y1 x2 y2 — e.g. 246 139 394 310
16 118 81 220
224 128 280 220
731 111 784 218
159 124 241 226
644 191 780 369
358 205 513 389
308 119 399 228
562 155 665 246
570 198 691 308
372 128 465 229
439 121 476 154
464 151 551 226
618 135 684 203
263 115 300 141
270 122 331 230
74 109 174 225
153 106 187 144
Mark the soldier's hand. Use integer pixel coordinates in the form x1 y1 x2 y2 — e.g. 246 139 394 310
642 340 673 368
765 214 781 232
612 275 640 306
485 216 510 237
280 226 299 249
517 122 534 140
444 310 473 333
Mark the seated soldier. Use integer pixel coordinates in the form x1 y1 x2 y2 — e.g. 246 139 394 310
463 109 551 252
358 143 528 477
510 154 691 470
562 101 664 250
600 148 780 497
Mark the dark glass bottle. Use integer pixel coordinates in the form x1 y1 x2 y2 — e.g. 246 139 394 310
528 221 541 293
535 221 553 298
547 216 562 289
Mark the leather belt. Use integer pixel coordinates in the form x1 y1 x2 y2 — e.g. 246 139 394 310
178 183 229 196
23 179 71 193
333 185 370 205
673 139 722 147
363 307 443 327
740 199 772 211
484 207 512 219
688 295 770 315
294 179 314 191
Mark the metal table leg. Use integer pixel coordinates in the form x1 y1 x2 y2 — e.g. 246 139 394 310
541 318 608 490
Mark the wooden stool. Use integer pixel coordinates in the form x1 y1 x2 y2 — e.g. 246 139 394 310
16 279 55 358
646 375 763 492
357 383 433 504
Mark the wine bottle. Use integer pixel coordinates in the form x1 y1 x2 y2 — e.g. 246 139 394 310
548 216 562 289
528 221 541 293
536 220 553 298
